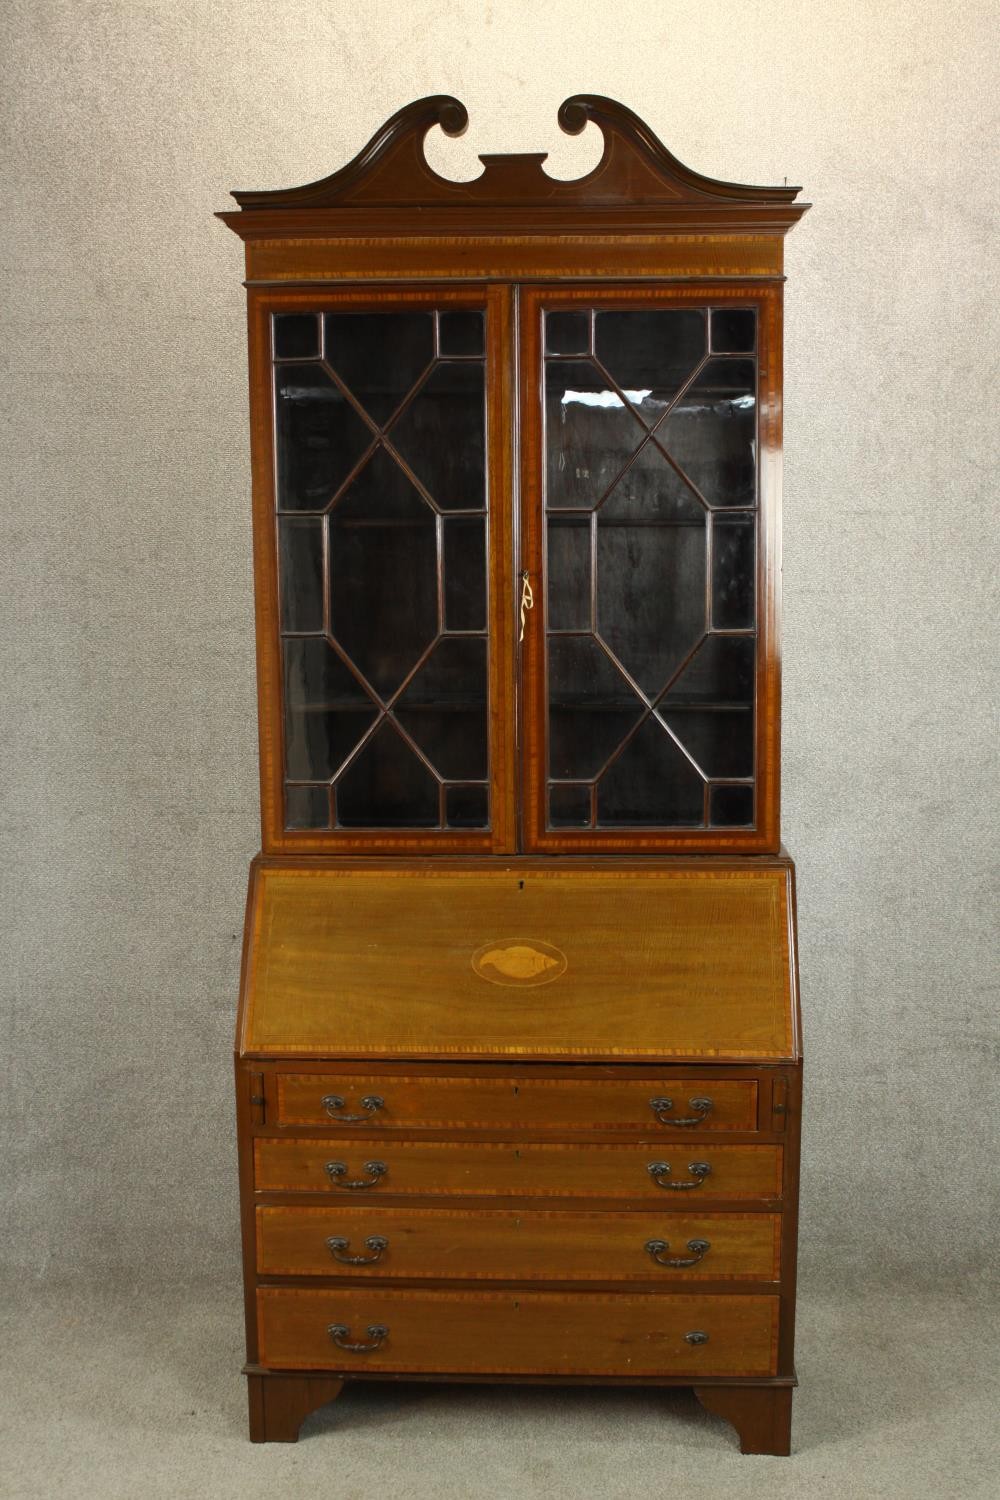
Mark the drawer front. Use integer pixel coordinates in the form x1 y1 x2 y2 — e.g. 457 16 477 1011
274 1074 757 1132
257 1287 779 1376
254 1139 782 1199
257 1206 781 1282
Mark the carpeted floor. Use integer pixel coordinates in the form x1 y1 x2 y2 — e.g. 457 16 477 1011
2 1278 996 1499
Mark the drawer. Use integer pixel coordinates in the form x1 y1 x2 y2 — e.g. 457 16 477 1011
257 1286 779 1376
254 1139 782 1200
257 1206 781 1282
273 1073 757 1132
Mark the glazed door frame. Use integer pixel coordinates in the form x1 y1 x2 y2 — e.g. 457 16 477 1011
247 282 517 854
518 281 782 854
247 277 782 856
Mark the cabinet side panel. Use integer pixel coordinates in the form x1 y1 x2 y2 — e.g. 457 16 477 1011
246 293 285 848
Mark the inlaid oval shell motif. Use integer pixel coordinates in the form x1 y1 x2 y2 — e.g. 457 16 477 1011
471 938 568 987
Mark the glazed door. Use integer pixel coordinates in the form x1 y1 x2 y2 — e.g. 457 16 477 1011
250 285 515 853
519 285 780 853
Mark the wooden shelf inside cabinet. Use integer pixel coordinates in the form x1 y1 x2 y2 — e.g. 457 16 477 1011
222 94 807 1454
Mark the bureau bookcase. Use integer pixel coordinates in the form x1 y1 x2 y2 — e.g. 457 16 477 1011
220 95 808 1453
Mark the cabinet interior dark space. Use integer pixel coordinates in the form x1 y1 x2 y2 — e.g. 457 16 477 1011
273 300 759 836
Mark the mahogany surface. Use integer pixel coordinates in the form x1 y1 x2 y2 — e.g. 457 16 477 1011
271 1072 758 1131
256 1286 780 1377
239 861 798 1060
246 1372 343 1444
222 95 807 1451
253 1137 784 1199
694 1383 793 1456
256 1205 782 1282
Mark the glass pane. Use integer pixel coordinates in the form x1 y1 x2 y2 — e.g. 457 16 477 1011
548 637 644 779
659 705 754 779
283 638 378 781
335 721 439 827
285 784 331 829
710 784 754 826
274 363 373 511
546 311 590 355
710 308 756 354
596 501 706 698
328 448 438 699
439 310 484 356
443 518 486 632
597 718 704 826
394 638 487 780
278 517 324 633
595 310 705 418
545 360 646 510
659 634 754 784
274 313 319 360
711 513 755 630
659 358 756 507
549 784 591 827
547 517 590 631
446 784 489 828
662 634 755 705
333 442 428 522
275 303 491 834
324 312 434 425
390 362 486 510
542 303 759 836
598 438 705 525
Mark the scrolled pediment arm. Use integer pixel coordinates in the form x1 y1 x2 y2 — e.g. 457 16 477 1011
229 94 469 209
556 93 803 203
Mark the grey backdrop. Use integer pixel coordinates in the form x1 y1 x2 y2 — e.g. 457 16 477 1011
2 0 997 1297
